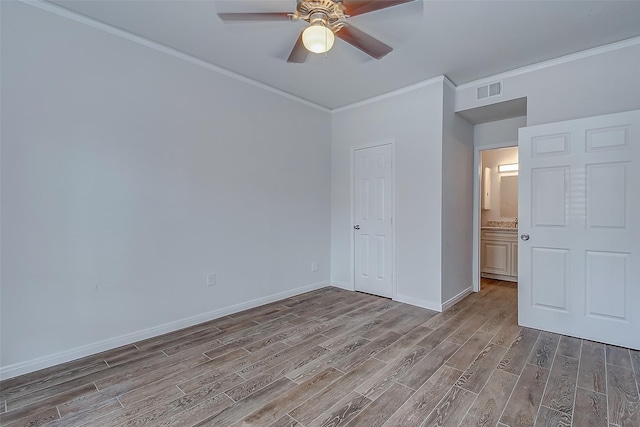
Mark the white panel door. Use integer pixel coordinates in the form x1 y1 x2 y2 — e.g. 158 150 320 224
354 144 393 298
519 109 640 350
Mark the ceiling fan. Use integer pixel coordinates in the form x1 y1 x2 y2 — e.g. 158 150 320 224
218 0 414 63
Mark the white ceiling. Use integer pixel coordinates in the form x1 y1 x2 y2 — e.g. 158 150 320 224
50 0 640 110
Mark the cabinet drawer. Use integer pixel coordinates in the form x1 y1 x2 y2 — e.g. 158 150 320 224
481 230 518 242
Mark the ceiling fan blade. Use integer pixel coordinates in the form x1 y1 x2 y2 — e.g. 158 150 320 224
287 33 309 63
217 12 291 22
341 0 414 17
335 25 392 59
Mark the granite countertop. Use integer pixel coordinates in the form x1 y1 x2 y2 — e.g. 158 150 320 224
482 220 518 232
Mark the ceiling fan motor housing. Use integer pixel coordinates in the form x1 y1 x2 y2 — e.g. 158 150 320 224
295 0 346 30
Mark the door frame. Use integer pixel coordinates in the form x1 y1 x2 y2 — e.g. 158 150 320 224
472 141 518 292
350 140 397 298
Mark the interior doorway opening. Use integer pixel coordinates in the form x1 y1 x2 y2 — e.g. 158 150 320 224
472 139 522 293
480 147 519 284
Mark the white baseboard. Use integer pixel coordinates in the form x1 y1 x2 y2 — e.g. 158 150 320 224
331 281 354 291
481 272 518 283
441 286 474 311
0 280 330 381
393 293 442 312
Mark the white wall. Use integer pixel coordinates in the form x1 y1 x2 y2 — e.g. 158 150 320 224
440 82 474 303
456 40 640 126
474 116 526 147
331 79 445 309
0 2 331 377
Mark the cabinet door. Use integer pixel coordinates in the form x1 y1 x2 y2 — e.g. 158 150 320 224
482 241 511 275
511 243 518 277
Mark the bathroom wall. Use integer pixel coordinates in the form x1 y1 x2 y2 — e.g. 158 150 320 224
481 147 519 225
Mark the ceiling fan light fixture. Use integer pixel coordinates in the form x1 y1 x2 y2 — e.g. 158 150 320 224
302 14 335 54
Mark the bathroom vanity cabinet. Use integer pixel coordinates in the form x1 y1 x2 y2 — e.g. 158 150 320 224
481 228 518 282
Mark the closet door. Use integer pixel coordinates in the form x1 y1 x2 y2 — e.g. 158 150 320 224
353 144 394 298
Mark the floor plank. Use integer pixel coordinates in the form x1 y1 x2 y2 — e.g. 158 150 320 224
195 377 294 426
285 336 371 384
540 354 579 414
287 358 384 425
490 314 521 347
458 369 518 427
416 315 466 351
1 383 97 422
225 346 328 402
420 386 476 427
269 414 303 427
231 367 342 427
556 335 582 359
455 342 509 394
573 387 609 427
396 340 460 390
306 391 371 427
347 382 414 427
121 387 232 427
2 406 59 427
534 405 572 427
606 363 640 427
500 363 550 427
45 398 123 427
381 364 462 426
66 384 187 426
330 331 401 373
445 314 487 345
478 307 512 336
373 326 433 363
445 331 493 371
497 327 541 376
606 345 633 370
527 331 561 369
356 346 430 400
579 340 607 394
160 392 235 427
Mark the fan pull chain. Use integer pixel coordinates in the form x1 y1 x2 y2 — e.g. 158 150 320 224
324 26 329 59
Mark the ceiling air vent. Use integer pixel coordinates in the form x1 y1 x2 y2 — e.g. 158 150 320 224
476 81 503 100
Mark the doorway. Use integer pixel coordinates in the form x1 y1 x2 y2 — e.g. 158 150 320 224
472 142 519 292
480 147 519 284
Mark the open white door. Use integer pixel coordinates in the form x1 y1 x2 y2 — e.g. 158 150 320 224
519 110 640 350
354 144 394 298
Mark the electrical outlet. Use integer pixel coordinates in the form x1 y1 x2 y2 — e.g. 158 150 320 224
311 261 318 272
207 273 216 287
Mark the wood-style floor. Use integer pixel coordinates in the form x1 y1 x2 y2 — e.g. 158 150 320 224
1 280 639 427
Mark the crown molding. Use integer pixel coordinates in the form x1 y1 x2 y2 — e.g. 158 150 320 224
457 35 640 91
443 75 457 91
19 0 332 113
332 75 446 113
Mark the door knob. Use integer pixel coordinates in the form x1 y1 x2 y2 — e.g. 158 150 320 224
520 234 530 241
354 225 360 230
